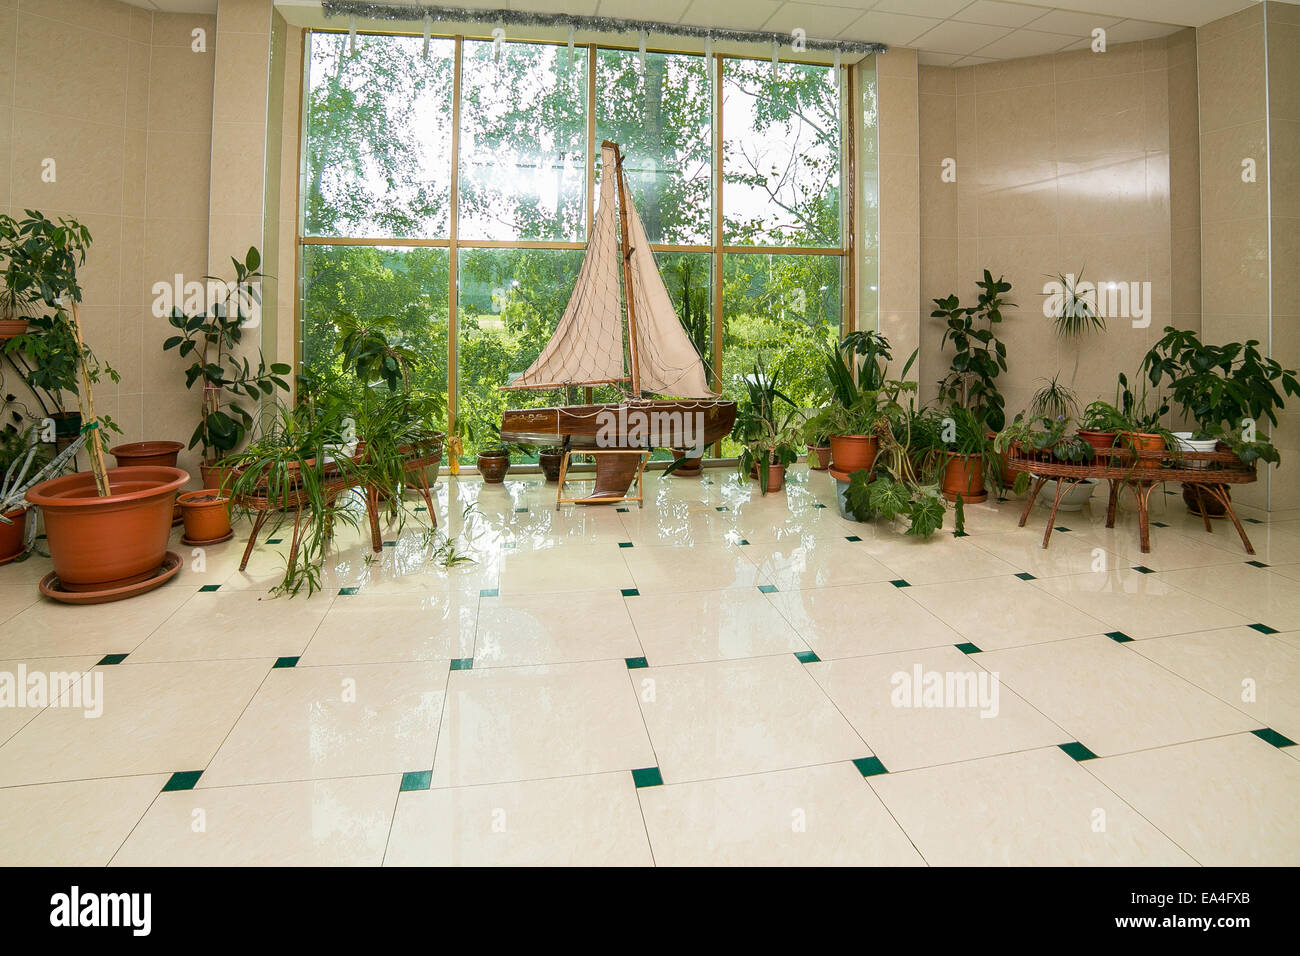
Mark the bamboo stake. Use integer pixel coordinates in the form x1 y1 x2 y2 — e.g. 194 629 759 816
66 302 111 496
611 142 641 397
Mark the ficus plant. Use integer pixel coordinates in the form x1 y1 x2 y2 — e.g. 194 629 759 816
162 247 291 466
932 270 1012 431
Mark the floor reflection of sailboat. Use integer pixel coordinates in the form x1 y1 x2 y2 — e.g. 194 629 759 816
499 141 736 502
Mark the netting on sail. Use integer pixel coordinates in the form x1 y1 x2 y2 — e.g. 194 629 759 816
503 144 627 390
624 196 717 398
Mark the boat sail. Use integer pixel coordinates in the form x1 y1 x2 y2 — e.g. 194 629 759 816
499 141 736 497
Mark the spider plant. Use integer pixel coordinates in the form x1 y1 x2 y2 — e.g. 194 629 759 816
735 406 804 495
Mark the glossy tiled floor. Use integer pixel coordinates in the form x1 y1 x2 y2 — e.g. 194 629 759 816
1 465 1298 866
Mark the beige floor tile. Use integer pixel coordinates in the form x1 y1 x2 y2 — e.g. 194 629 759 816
1087 734 1300 865
626 588 807 665
1030 568 1251 638
129 589 332 662
474 590 643 666
978 635 1258 756
0 583 199 658
639 762 925 866
766 582 961 659
1131 626 1300 741
903 576 1110 650
1159 563 1300 631
0 659 271 786
623 543 769 594
0 774 169 865
637 655 867 783
969 529 1123 578
871 747 1196 865
809 646 1070 771
1212 523 1300 565
299 591 476 666
1070 523 1251 573
745 538 898 590
0 656 98 745
0 583 39 625
431 659 655 787
386 772 653 866
1270 563 1300 583
858 535 1022 585
497 544 633 596
201 661 448 787
112 775 399 866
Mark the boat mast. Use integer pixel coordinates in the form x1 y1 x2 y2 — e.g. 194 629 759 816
609 140 641 397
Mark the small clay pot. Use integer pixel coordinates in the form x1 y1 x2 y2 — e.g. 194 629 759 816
477 453 510 483
807 445 831 471
1118 432 1166 470
200 462 236 493
829 434 879 473
1077 430 1117 458
0 508 27 564
538 448 564 482
941 452 987 503
760 463 786 494
670 449 702 476
178 490 233 543
0 318 29 340
109 440 184 468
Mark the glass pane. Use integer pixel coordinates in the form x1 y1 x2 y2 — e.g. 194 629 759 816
721 253 841 454
458 247 598 458
857 55 879 332
304 32 454 238
596 49 712 245
722 59 841 247
300 244 451 408
458 41 588 241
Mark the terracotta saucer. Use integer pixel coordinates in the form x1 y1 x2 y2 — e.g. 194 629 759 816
39 551 182 605
180 530 234 546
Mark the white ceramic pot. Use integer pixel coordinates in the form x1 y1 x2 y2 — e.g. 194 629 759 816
1037 477 1097 512
1173 432 1217 469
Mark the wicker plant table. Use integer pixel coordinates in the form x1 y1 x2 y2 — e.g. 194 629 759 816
1004 443 1258 554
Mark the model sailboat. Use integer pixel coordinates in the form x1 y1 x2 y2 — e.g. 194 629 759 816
499 141 736 500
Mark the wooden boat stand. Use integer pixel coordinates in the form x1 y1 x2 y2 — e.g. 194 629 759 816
235 444 442 571
554 448 650 509
1005 444 1258 554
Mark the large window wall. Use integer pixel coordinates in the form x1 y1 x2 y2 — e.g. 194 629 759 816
300 30 858 458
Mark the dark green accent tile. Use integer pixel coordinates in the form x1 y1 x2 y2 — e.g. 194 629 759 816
616 507 629 513
1106 631 1134 644
514 507 528 513
621 587 639 597
794 650 820 664
266 538 283 545
338 587 360 596
625 657 648 669
631 767 663 788
845 535 861 542
1015 572 1036 580
953 530 969 538
618 541 633 548
449 658 473 671
1054 526 1070 532
162 771 202 792
479 588 498 597
96 653 128 666
382 540 395 548
1132 565 1155 574
736 538 750 546
273 656 299 669
757 584 778 594
853 756 888 777
198 584 221 592
1164 490 1177 496
400 770 432 792
1249 623 1279 634
1251 728 1296 748
1059 741 1098 761
890 579 910 588
501 542 516 549
1245 517 1262 524
1246 560 1269 568
715 506 728 512
955 642 981 655
414 507 427 512
1152 521 1169 528
813 503 826 509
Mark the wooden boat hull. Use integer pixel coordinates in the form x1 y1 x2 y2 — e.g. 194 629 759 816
500 401 736 452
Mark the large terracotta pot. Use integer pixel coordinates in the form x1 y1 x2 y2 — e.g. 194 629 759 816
109 440 184 468
829 434 879 474
941 452 987 503
26 466 189 591
200 462 235 493
538 448 564 482
0 319 29 340
178 490 232 542
807 445 831 471
477 453 510 483
760 463 786 494
1118 432 1165 470
1078 430 1117 461
0 508 27 564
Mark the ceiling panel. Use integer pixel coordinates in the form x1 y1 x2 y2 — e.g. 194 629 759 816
763 2 877 37
871 0 973 16
838 11 945 47
1102 18 1185 43
973 28 1079 59
910 19 1012 55
953 1 1053 28
679 0 783 29
1023 9 1125 34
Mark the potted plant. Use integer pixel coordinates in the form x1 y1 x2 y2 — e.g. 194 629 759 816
932 270 1013 433
736 407 802 495
14 212 188 598
995 413 1096 510
817 335 891 473
477 443 511 483
177 489 232 544
1141 326 1298 514
1078 400 1123 457
0 424 49 563
538 447 566 481
930 404 994 504
1112 371 1172 471
160 247 292 489
0 223 41 341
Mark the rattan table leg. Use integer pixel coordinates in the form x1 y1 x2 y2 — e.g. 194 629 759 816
1019 476 1047 528
1106 479 1121 528
239 509 270 571
1212 485 1256 555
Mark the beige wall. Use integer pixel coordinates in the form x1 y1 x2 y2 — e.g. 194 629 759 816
876 47 920 379
0 0 216 482
915 33 1200 423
